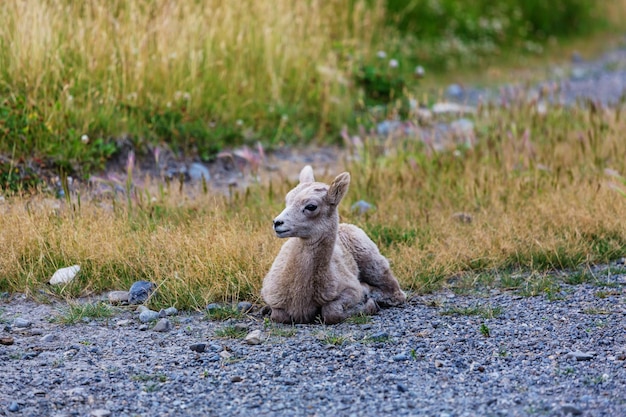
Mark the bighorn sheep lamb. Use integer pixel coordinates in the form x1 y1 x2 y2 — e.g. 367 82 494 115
261 165 406 324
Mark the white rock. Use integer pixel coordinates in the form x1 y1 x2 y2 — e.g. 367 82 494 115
245 329 265 345
49 265 80 285
432 102 476 115
108 291 129 305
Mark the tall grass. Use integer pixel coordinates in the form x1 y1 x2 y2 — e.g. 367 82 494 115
0 0 383 165
0 1 621 171
2 102 626 309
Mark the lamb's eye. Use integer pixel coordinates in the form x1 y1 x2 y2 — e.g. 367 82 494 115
304 204 317 212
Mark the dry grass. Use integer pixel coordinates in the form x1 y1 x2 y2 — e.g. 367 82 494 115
2 101 626 309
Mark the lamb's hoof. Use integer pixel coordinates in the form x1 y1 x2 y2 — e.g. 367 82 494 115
364 298 380 315
269 308 293 324
373 290 407 308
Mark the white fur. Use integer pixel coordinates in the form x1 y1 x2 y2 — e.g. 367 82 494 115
261 166 406 324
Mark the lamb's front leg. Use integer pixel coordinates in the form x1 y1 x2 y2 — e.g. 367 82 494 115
269 307 293 324
321 288 378 325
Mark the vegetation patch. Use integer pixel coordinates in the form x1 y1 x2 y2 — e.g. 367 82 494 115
440 305 503 319
214 326 247 339
56 302 114 325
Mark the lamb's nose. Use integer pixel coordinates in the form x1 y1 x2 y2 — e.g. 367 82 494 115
273 220 284 229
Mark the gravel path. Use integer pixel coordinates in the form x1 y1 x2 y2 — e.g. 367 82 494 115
1 273 625 417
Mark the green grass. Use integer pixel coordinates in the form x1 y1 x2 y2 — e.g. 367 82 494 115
440 305 503 319
3 81 626 308
205 306 243 321
319 331 349 346
0 0 624 177
214 325 248 339
346 314 373 325
56 302 115 325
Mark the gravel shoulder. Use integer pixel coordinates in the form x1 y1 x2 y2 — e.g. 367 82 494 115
1 275 625 417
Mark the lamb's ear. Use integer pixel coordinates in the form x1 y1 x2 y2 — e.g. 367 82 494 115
326 172 350 205
299 165 315 184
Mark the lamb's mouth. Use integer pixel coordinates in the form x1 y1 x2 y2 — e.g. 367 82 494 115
274 229 290 237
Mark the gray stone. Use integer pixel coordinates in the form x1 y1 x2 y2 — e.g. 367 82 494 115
13 318 31 328
188 162 211 182
128 281 156 305
8 402 19 412
116 319 132 327
164 307 178 316
351 200 374 215
153 318 172 332
206 303 221 311
139 310 160 323
571 67 587 80
568 350 595 361
370 331 389 340
190 343 206 353
40 334 57 343
245 330 264 345
234 323 249 332
446 83 464 99
393 353 409 362
108 291 129 305
561 404 583 416
237 302 253 313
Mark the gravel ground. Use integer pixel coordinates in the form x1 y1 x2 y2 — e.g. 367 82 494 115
1 272 625 417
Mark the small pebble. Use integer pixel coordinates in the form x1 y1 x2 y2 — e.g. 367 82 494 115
237 302 253 313
8 402 19 412
561 404 583 416
164 307 178 316
245 330 264 345
568 350 595 361
397 383 408 393
40 334 57 343
90 409 112 417
153 318 172 332
1 336 14 345
116 319 132 327
190 343 206 353
13 318 31 328
206 303 221 312
139 310 160 323
393 353 409 362
234 323 249 332
231 376 243 383
108 291 129 305
128 281 156 305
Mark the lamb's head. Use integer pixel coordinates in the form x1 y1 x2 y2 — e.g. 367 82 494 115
272 166 350 239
